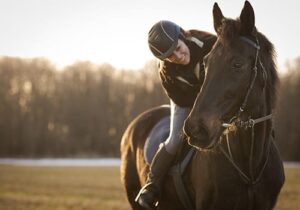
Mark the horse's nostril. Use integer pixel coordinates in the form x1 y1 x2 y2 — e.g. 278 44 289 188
184 120 209 141
186 122 211 147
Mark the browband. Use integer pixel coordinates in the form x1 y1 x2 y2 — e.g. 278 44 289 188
240 36 260 50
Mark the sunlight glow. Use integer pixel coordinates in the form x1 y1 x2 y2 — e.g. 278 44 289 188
0 0 299 73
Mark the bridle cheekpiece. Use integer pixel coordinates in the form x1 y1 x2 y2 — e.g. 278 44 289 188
219 35 273 186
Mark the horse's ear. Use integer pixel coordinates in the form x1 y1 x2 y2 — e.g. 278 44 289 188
213 2 224 35
239 1 255 35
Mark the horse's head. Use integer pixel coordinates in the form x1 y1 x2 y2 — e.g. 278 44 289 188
184 1 278 150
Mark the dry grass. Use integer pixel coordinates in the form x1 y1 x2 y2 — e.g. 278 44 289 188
275 166 300 210
0 165 130 210
0 165 299 210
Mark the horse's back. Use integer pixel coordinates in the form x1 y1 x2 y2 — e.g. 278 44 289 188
120 105 170 209
121 105 170 152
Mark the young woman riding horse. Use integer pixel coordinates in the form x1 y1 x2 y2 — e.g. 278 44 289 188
134 20 216 209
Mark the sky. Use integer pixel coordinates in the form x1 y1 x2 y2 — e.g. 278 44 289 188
0 0 299 73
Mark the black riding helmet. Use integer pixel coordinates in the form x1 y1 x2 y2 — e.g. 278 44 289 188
148 20 184 60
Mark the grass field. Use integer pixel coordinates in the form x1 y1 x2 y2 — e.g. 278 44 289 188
0 165 299 210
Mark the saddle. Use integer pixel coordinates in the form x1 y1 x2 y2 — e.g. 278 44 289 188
144 116 196 210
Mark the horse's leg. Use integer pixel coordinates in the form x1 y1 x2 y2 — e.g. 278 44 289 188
120 143 145 210
121 106 171 209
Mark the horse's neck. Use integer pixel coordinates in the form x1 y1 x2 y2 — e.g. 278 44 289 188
227 102 272 177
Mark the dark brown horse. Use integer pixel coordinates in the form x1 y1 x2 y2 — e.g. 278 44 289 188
121 2 284 210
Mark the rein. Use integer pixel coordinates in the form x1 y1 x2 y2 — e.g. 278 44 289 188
219 36 272 186
220 114 272 184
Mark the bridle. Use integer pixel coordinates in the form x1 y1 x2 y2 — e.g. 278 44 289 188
218 36 272 186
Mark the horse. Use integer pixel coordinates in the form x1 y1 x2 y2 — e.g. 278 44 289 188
120 1 285 210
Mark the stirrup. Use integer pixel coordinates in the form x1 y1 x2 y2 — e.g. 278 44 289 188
135 183 159 209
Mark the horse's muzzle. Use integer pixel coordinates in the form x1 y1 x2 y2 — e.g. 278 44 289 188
183 121 213 149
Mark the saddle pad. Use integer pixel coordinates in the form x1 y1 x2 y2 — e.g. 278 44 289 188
144 116 170 165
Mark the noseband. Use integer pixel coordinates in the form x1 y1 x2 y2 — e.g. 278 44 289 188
219 36 272 186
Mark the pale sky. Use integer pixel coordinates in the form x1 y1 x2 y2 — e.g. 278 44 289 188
0 0 299 73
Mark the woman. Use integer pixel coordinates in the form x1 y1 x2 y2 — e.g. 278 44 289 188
136 20 217 209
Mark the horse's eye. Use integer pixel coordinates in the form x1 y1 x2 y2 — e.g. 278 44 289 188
232 62 243 69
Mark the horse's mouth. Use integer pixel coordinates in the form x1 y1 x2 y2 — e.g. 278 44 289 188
187 127 224 150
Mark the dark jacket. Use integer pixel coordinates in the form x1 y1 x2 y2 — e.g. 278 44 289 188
159 30 217 107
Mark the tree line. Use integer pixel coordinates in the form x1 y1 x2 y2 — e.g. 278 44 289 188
275 57 300 161
0 56 299 160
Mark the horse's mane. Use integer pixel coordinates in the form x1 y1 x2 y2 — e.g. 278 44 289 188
218 18 279 111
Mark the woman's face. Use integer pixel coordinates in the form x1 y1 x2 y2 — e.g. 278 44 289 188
165 39 190 65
